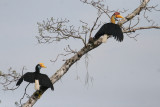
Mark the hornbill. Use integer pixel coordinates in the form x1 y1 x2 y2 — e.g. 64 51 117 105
94 12 124 42
16 63 54 91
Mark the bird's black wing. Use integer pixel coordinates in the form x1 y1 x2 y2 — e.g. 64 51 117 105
37 74 54 90
94 24 108 39
16 72 35 86
106 23 123 42
23 72 35 83
94 23 123 42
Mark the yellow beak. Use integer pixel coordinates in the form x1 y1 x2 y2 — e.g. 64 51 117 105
116 15 124 18
39 63 47 68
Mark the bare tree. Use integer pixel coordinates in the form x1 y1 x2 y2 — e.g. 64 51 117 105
21 0 160 106
1 0 160 106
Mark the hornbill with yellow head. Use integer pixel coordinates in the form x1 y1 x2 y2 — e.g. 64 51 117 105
94 12 124 42
16 63 54 91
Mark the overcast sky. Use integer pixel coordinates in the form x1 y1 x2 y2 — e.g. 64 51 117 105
0 0 160 107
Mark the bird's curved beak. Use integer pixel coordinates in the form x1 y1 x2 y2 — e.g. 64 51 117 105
42 65 47 68
39 63 47 68
116 15 124 19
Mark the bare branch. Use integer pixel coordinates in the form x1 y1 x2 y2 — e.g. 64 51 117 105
142 4 160 25
89 13 102 39
130 17 140 29
37 18 88 45
50 45 78 63
123 26 160 33
126 33 139 41
119 0 150 26
0 67 25 91
79 20 91 45
64 45 78 54
50 54 68 62
19 83 30 106
80 0 128 18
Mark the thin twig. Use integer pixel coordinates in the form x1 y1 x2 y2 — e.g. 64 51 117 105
20 83 30 106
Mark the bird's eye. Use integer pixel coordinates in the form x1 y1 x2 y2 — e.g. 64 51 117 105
38 65 41 69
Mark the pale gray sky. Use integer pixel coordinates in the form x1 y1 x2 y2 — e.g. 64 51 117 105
0 0 160 107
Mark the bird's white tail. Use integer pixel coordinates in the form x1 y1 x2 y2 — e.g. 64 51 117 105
101 34 108 43
35 80 40 90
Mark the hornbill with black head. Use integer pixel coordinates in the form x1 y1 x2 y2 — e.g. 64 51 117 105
16 63 54 91
94 12 124 42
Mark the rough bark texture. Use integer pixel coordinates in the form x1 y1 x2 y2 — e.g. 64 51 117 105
22 0 150 106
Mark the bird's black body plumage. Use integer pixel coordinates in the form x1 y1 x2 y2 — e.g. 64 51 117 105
16 64 54 90
94 23 123 42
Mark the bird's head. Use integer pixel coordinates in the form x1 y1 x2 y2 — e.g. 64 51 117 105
35 63 46 72
111 12 124 24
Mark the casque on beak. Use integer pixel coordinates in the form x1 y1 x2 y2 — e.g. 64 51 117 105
39 63 47 68
115 15 124 18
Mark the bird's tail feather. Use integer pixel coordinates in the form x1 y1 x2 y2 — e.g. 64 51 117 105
51 85 54 91
16 77 23 86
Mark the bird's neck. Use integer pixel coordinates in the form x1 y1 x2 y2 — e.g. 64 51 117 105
35 69 40 73
111 15 116 24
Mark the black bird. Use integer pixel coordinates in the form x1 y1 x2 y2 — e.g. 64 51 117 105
16 63 54 91
94 12 124 42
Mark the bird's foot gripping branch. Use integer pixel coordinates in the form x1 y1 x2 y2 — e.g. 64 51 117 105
33 89 44 99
